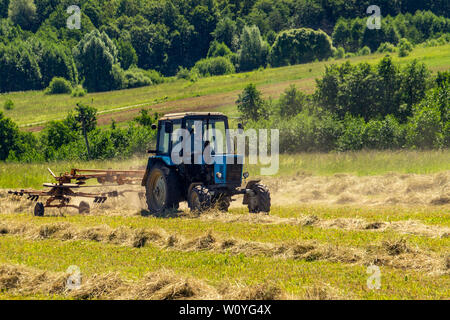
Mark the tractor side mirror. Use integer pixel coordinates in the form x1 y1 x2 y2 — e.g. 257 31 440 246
165 122 173 133
238 123 244 130
151 124 157 130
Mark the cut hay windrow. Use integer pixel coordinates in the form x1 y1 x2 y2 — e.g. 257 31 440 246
0 221 448 275
0 264 288 300
196 211 450 239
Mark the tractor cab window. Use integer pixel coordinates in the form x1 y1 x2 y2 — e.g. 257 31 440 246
157 122 170 154
186 119 228 155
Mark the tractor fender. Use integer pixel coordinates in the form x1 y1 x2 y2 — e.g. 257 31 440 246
242 180 261 205
141 158 172 186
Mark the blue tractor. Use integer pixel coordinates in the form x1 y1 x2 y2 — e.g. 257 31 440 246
141 112 271 216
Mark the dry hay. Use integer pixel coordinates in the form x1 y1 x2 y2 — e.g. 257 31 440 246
196 211 450 239
264 171 450 207
1 221 447 275
0 264 286 300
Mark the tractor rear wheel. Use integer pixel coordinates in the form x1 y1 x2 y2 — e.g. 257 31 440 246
34 202 44 217
79 201 90 214
247 183 271 214
145 164 180 216
189 185 212 213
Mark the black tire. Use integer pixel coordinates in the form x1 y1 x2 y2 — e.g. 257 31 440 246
145 164 180 216
247 183 271 213
34 202 44 217
79 201 90 214
189 185 212 213
215 195 231 212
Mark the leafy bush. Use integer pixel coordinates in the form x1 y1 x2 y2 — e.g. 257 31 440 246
334 47 345 59
406 104 443 149
71 85 86 97
176 67 191 80
358 46 371 56
207 41 232 58
193 57 235 77
270 28 334 67
398 38 413 57
123 68 152 88
144 70 164 85
377 42 397 53
45 77 72 94
3 99 14 110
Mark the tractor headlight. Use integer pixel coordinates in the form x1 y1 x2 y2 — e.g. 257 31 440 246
216 172 223 179
243 172 249 179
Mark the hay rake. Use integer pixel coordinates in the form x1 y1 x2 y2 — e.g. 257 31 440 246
8 168 145 217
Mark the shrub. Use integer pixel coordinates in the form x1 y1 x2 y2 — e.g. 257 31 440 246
207 41 232 58
123 68 152 89
398 38 413 57
377 42 397 53
358 46 371 56
3 99 14 110
334 47 345 59
144 69 164 84
336 116 366 151
45 77 72 94
71 85 87 97
176 67 191 80
193 57 235 77
270 28 335 67
406 103 443 149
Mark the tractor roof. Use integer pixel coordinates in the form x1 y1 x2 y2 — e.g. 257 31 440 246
160 112 226 120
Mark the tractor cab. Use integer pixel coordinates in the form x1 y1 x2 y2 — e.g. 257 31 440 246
142 112 270 216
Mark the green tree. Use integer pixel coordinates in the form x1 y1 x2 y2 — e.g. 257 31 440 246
8 0 36 30
117 39 138 70
0 111 20 160
73 30 122 92
0 40 42 92
72 103 97 159
278 85 307 117
212 17 237 50
236 83 266 122
238 25 269 71
270 28 334 67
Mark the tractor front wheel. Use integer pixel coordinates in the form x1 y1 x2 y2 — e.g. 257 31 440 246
145 164 180 216
189 185 212 213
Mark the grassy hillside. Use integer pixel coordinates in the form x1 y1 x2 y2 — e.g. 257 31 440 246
2 44 449 130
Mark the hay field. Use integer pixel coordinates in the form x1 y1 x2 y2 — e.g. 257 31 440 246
0 151 448 300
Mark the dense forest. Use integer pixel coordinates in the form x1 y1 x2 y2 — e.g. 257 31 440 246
0 0 449 93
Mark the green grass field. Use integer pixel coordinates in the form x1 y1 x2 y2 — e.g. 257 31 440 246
0 44 449 300
0 150 449 189
0 150 449 300
1 44 449 129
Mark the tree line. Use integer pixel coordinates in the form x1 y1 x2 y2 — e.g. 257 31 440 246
0 0 449 93
237 57 449 152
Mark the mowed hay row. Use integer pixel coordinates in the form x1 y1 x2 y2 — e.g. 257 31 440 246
0 221 448 275
0 264 288 300
197 211 450 239
265 172 450 207
1 172 449 217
